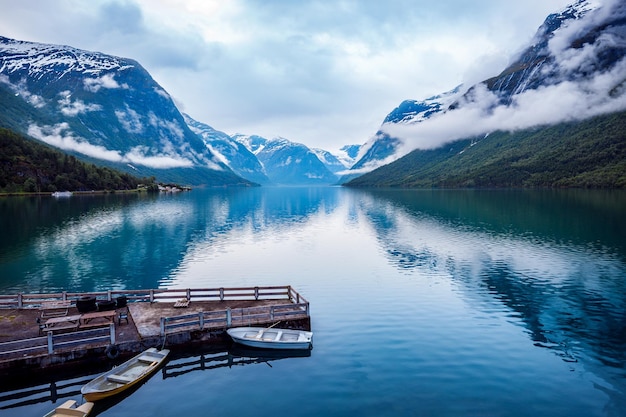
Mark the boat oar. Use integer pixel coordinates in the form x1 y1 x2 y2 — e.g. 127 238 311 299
255 321 281 339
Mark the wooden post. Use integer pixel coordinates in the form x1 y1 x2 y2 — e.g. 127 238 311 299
199 312 204 330
219 287 224 301
17 293 23 308
270 306 274 320
226 308 231 327
186 288 191 301
254 286 259 300
107 290 112 301
150 290 155 303
47 332 53 354
160 317 166 336
62 291 67 301
109 323 116 344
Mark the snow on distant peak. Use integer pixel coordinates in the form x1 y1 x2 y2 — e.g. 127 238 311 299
560 0 601 17
0 36 134 79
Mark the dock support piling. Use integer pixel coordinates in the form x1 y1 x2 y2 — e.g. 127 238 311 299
47 332 53 354
199 312 204 330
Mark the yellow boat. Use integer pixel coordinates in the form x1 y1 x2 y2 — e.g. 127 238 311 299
80 347 169 402
43 400 93 417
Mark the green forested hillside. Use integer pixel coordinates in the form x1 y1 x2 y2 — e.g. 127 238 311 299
345 111 626 188
0 128 157 193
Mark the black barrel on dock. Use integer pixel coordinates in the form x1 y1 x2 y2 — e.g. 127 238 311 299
76 296 97 313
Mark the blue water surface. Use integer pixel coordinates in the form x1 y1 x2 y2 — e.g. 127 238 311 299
0 187 625 417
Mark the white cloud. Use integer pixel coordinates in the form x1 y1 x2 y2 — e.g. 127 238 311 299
27 123 123 162
383 56 626 159
83 73 129 92
115 106 144 134
0 75 46 108
57 91 102 116
27 122 195 169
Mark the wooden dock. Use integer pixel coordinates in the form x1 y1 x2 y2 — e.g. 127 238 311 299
0 286 310 375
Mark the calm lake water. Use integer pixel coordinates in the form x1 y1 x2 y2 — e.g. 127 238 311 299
1 187 625 417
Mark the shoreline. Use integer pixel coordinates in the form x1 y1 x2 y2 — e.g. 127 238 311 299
0 186 192 198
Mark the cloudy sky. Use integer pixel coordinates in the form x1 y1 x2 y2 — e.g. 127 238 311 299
0 0 576 152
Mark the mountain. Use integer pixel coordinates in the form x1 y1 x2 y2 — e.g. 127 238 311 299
339 86 463 183
311 148 350 174
184 114 269 185
0 36 252 186
233 134 341 185
345 0 626 188
254 137 338 185
346 111 626 188
232 133 269 154
482 0 616 102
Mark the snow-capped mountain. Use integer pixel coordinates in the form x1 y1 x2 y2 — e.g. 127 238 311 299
342 86 463 182
343 0 626 183
233 133 345 184
345 0 626 188
0 36 250 186
311 148 350 174
483 0 621 101
254 137 338 185
184 114 270 185
232 133 269 155
384 86 463 124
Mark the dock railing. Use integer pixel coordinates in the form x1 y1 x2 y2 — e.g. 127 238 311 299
0 285 306 309
0 286 309 352
158 286 309 336
0 325 114 358
159 301 309 336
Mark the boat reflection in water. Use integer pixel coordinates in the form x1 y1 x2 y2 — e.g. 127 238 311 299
0 344 310 417
163 344 311 379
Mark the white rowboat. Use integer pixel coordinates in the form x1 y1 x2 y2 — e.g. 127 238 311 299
80 347 169 401
227 326 313 350
43 400 93 417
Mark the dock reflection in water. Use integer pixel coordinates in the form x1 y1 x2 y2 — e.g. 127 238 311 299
0 344 311 416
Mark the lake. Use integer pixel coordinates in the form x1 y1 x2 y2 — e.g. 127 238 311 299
1 187 625 417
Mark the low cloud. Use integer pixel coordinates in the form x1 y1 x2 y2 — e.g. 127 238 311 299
57 91 102 116
28 123 123 162
27 122 194 169
0 75 46 108
384 61 626 158
115 106 144 134
83 73 129 93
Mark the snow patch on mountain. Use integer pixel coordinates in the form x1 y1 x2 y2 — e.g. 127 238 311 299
0 36 134 79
